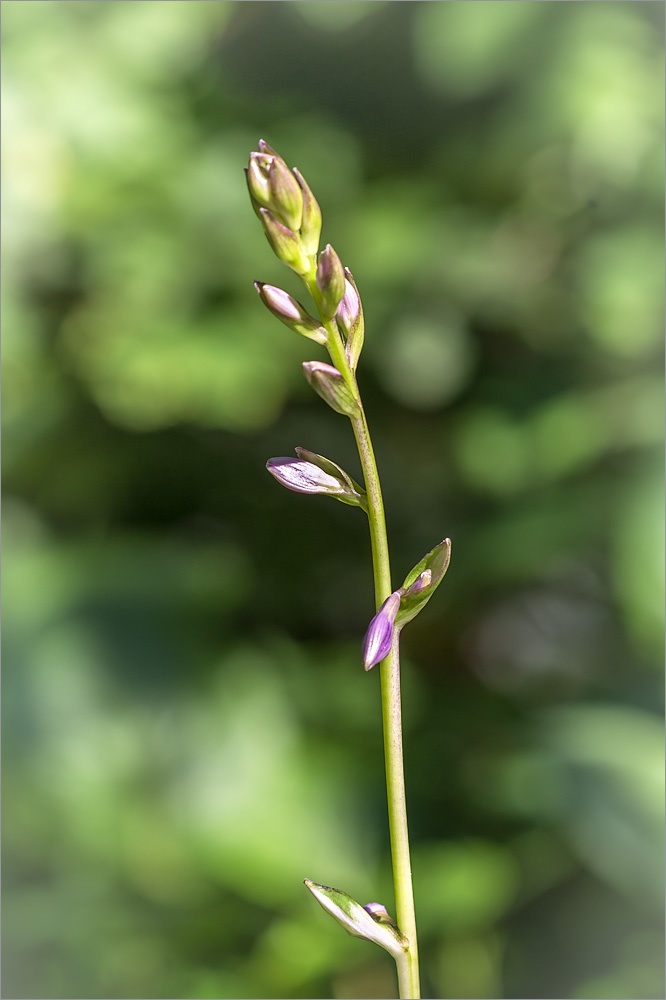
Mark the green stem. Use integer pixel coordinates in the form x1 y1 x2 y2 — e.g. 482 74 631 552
307 277 420 999
351 412 420 1000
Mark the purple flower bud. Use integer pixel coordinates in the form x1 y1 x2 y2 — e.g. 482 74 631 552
363 903 399 928
293 167 322 257
362 592 401 671
259 209 310 275
255 283 327 343
302 361 360 416
267 448 367 511
337 268 364 370
266 456 347 496
316 244 346 319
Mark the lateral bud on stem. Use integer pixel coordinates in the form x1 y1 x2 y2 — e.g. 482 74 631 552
254 283 327 343
259 209 311 275
337 268 365 370
293 167 322 257
266 448 367 511
304 879 408 959
316 244 346 319
302 361 360 417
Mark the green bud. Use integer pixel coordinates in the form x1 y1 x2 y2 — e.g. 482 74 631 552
304 879 408 959
293 167 322 257
259 209 311 275
245 162 269 219
338 268 365 371
268 157 303 232
395 538 451 628
302 361 360 417
316 244 346 319
254 284 327 344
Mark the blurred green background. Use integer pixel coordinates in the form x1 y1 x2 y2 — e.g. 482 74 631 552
2 2 664 998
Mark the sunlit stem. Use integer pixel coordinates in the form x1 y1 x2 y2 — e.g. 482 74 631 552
305 272 420 999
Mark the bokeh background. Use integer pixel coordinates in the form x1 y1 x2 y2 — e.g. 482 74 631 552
3 3 664 999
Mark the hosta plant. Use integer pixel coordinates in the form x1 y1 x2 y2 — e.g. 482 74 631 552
246 140 451 1000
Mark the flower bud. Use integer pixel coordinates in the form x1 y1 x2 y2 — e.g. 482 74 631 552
247 141 305 235
362 592 401 670
316 244 346 319
254 283 327 344
302 361 360 417
395 538 451 629
337 268 365 370
304 879 408 959
293 167 322 257
267 448 367 511
268 157 303 232
259 209 310 275
245 157 272 216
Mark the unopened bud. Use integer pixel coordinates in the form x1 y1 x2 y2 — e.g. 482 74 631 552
259 209 310 275
304 880 408 959
254 283 327 344
362 592 401 671
266 448 367 511
316 244 346 319
293 167 322 257
395 538 451 629
337 269 365 370
268 157 303 232
245 156 272 215
302 361 360 417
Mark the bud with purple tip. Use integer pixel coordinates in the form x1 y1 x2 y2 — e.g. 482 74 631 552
246 141 304 233
302 361 360 417
360 539 451 671
255 283 327 343
304 879 408 959
362 592 401 670
394 538 451 628
316 244 346 319
336 268 365 370
267 448 367 511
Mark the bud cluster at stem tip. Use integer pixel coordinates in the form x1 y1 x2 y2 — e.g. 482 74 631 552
246 140 322 274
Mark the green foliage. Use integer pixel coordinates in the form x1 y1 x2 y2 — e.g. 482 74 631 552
3 2 664 999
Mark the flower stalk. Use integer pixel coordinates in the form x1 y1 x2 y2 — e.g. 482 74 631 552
245 141 451 999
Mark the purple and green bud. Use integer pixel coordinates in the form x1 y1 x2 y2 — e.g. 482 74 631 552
254 283 327 343
247 142 304 233
337 268 365 370
304 879 408 959
362 592 401 670
394 538 451 628
293 167 322 257
267 447 367 511
361 539 452 670
302 361 360 417
259 209 311 275
316 244 346 319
